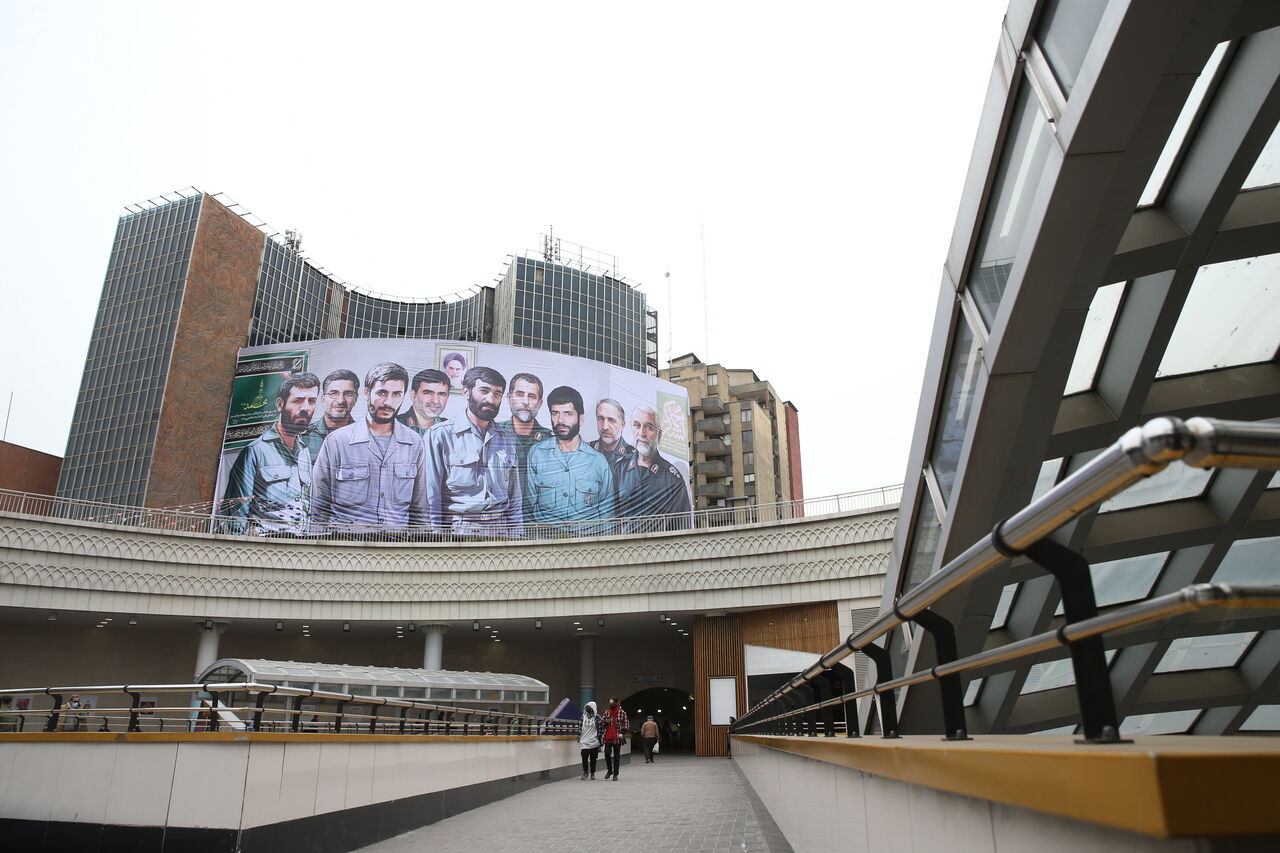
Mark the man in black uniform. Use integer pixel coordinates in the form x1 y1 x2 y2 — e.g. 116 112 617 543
398 368 450 435
617 403 692 531
589 398 636 487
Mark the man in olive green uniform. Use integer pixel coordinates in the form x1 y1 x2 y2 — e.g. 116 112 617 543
224 371 321 535
397 367 450 435
303 369 359 461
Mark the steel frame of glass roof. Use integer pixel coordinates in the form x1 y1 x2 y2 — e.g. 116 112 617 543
197 658 550 704
886 0 1280 736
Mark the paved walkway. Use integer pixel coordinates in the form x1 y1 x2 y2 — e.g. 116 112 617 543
355 754 792 853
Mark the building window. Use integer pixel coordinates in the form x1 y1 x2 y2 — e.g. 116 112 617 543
743 451 753 466
740 408 752 423
744 474 756 484
741 429 753 447
707 373 718 387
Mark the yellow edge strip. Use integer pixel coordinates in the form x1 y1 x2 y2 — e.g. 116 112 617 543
0 732 577 744
734 734 1280 838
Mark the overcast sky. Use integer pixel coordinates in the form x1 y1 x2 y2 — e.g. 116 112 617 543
0 1 1008 501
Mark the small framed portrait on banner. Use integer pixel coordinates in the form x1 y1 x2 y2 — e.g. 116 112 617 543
436 344 477 392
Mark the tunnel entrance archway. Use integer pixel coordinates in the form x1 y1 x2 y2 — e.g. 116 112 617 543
621 687 695 752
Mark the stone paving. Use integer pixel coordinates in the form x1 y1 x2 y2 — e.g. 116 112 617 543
355 754 792 853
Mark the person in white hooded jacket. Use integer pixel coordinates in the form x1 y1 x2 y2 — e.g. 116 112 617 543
578 701 602 780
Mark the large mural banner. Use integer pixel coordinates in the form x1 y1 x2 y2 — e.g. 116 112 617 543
213 338 692 536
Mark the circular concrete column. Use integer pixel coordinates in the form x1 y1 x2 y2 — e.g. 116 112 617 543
422 624 450 670
193 621 228 678
578 633 597 708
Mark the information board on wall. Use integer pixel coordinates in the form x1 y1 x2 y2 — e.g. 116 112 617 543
709 677 738 726
212 337 692 535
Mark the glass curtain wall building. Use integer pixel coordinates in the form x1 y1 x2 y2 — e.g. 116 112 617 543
494 256 658 373
57 196 204 506
885 0 1280 737
57 194 656 508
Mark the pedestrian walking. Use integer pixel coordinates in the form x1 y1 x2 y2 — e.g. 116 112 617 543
640 715 659 763
601 698 629 780
578 701 602 780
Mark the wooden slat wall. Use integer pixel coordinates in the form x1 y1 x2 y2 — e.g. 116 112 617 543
693 614 744 756
740 601 840 653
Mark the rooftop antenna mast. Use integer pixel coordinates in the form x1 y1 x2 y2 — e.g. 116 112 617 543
542 227 561 263
284 229 303 252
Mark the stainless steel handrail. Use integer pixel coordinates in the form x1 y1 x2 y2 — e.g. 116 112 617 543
736 416 1280 735
0 681 578 736
744 584 1280 728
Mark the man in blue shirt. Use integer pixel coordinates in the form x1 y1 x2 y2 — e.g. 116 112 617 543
526 386 617 533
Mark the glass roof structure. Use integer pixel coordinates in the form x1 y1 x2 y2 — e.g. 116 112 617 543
197 658 550 704
885 0 1280 736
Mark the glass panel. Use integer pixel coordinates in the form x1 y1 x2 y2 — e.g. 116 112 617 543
1242 119 1280 189
1064 282 1124 394
428 688 453 700
929 318 983 503
967 88 1055 327
1157 253 1280 377
318 683 344 693
1036 0 1109 97
1139 41 1230 206
991 583 1018 630
1270 471 1280 489
1055 552 1167 615
1031 724 1078 735
403 688 427 699
1154 632 1256 672
1023 650 1116 694
1099 463 1213 512
1240 704 1280 732
903 489 943 591
480 690 502 701
1032 458 1064 501
1119 710 1201 735
1211 536 1279 584
963 678 983 707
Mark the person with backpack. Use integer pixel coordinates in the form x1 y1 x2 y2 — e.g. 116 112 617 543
578 701 602 780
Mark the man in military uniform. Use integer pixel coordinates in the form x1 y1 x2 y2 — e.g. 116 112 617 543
303 369 359 461
223 371 321 535
495 372 551 504
589 398 636 487
526 386 617 534
397 367 450 435
423 366 523 535
617 403 692 532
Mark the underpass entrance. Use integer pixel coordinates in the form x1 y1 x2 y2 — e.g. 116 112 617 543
621 686 695 752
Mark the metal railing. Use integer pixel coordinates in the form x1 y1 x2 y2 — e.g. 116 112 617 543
0 683 578 737
0 483 901 544
731 416 1280 744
